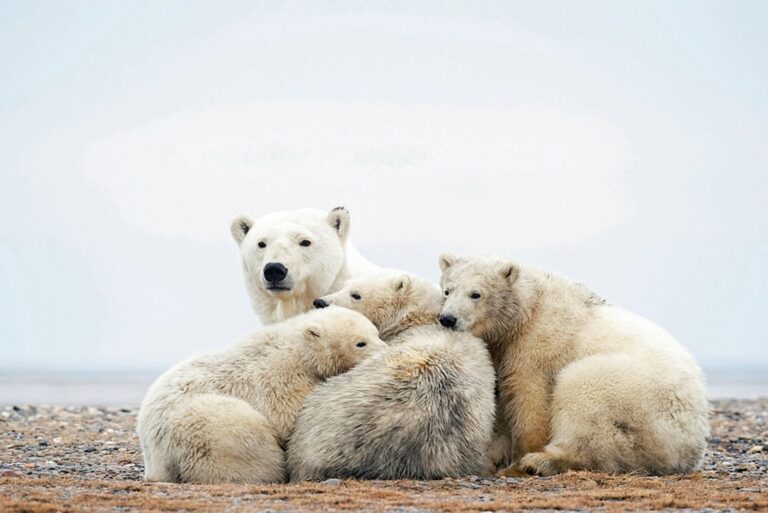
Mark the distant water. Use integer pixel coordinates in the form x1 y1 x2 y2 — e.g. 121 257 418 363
0 367 765 406
702 366 768 400
0 371 161 406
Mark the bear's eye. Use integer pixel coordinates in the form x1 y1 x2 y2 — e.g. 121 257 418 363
351 293 362 301
470 292 482 300
355 341 367 348
257 241 267 249
443 289 450 296
299 239 312 247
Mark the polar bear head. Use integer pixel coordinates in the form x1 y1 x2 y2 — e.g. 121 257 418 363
313 271 442 338
296 306 387 378
231 207 353 324
437 253 534 340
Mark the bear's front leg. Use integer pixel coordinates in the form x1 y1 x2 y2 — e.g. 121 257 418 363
511 379 552 456
495 375 552 475
516 448 571 476
483 416 512 474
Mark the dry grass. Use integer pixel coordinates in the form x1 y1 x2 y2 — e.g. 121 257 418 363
2 472 767 513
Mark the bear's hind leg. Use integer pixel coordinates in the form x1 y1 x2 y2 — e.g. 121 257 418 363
542 353 706 475
171 394 285 483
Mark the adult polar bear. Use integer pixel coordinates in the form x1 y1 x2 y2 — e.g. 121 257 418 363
231 207 380 324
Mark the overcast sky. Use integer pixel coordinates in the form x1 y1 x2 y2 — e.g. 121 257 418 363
1 1 766 371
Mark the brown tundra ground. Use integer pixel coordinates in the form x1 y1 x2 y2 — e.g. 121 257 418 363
1 399 766 513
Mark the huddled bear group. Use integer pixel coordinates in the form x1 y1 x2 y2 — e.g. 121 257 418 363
138 207 709 483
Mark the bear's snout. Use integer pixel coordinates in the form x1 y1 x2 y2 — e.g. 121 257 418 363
439 314 457 329
313 298 329 309
263 262 288 283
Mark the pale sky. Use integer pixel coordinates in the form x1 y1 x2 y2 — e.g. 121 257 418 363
1 1 766 371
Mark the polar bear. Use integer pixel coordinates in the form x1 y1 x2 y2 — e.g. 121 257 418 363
438 254 709 476
287 272 496 481
137 306 385 484
231 207 379 324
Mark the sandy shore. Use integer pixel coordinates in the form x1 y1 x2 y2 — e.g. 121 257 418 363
1 399 766 512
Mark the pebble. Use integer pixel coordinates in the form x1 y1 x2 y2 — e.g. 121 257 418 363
1 470 20 478
0 399 766 487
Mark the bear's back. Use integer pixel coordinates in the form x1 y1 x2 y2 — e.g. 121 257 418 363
287 326 495 481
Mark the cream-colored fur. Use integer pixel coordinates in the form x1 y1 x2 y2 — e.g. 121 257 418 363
137 307 385 484
317 270 446 341
231 207 380 324
438 254 709 476
287 272 496 480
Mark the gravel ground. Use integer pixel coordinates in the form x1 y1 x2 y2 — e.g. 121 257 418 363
1 399 766 512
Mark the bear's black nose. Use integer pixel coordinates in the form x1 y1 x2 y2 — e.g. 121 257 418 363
439 314 457 329
263 262 288 282
313 298 328 309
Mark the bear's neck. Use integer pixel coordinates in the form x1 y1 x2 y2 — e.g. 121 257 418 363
327 261 353 297
486 268 601 369
379 292 443 341
259 288 319 325
483 272 541 363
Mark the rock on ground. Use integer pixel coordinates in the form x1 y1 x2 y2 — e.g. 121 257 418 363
0 399 766 512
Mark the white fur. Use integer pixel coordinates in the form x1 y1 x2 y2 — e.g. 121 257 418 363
231 207 379 324
137 306 385 484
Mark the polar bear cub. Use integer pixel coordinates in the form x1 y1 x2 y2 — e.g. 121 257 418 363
137 307 385 484
231 207 379 324
288 272 496 480
438 254 709 476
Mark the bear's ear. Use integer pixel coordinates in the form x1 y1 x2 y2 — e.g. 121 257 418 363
303 325 323 342
327 207 350 242
392 274 412 293
500 262 520 283
438 253 457 272
231 214 254 245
